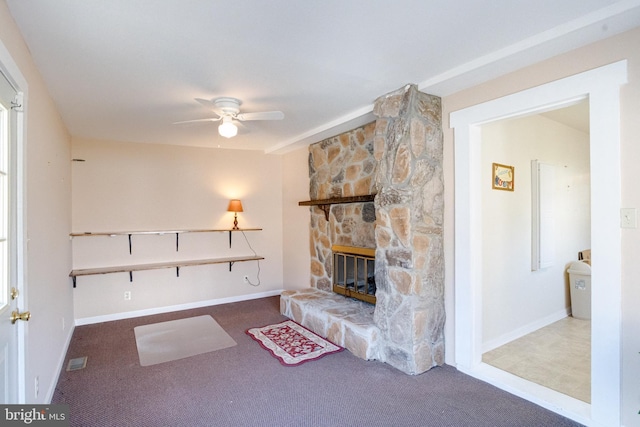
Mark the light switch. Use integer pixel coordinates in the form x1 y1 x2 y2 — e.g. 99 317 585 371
621 208 637 229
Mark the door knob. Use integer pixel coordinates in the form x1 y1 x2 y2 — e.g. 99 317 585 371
10 310 31 324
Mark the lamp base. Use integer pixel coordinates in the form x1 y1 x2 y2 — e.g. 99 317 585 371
233 213 239 230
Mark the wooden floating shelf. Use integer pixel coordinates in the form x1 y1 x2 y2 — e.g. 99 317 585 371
69 228 264 287
70 228 263 252
298 194 376 220
70 228 262 237
69 255 264 287
298 194 375 206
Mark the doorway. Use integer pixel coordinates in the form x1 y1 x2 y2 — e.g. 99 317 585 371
479 100 591 403
450 61 626 426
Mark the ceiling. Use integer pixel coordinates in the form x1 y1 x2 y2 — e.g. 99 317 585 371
541 100 590 134
6 1 640 153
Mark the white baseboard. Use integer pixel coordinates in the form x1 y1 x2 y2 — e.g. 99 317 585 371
482 307 571 353
45 322 75 403
459 363 591 426
74 289 284 326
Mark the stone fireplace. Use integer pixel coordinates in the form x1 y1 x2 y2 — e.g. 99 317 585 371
281 84 445 375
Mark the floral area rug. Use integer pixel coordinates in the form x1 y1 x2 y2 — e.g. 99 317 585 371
246 320 343 366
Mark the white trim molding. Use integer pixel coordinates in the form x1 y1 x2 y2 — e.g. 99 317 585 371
450 60 626 427
75 289 284 326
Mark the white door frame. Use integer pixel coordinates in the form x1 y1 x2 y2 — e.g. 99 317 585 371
450 60 626 426
0 39 28 404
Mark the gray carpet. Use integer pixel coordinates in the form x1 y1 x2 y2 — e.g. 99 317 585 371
53 296 584 427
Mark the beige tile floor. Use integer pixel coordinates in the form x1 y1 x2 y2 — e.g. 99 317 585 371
482 316 591 403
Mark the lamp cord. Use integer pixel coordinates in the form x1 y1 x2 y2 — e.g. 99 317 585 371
241 231 261 286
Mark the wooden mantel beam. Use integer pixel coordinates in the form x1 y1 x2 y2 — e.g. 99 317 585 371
298 194 376 220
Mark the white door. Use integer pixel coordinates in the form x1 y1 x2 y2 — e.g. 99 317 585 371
0 70 23 404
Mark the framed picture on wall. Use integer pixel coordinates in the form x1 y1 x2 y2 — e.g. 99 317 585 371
492 163 514 191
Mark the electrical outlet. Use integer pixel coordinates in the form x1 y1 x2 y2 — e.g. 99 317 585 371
243 275 249 283
124 291 132 300
34 376 39 398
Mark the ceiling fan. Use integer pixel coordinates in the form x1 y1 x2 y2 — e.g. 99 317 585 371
174 97 284 138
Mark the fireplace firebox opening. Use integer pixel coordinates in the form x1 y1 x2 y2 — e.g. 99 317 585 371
332 245 376 305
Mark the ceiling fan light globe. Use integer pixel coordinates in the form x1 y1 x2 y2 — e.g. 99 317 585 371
218 120 238 138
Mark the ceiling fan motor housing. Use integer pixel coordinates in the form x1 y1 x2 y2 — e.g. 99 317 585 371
214 97 242 116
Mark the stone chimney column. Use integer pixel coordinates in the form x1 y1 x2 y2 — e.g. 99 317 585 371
373 84 445 374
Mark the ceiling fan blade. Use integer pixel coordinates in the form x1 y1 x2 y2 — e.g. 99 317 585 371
195 98 225 115
194 97 215 108
236 111 284 121
173 117 221 125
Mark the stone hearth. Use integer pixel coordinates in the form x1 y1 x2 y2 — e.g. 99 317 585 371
283 84 445 375
281 288 379 360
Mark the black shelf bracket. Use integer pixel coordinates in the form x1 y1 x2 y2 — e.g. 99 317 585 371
128 234 133 254
129 271 133 282
176 266 180 277
72 276 76 288
229 261 235 271
318 205 331 221
176 233 179 251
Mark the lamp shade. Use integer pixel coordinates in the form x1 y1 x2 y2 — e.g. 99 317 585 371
227 199 243 213
218 117 238 138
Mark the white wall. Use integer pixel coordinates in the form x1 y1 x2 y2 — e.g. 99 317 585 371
71 138 283 321
480 113 590 348
282 145 311 290
0 0 74 403
443 27 640 426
